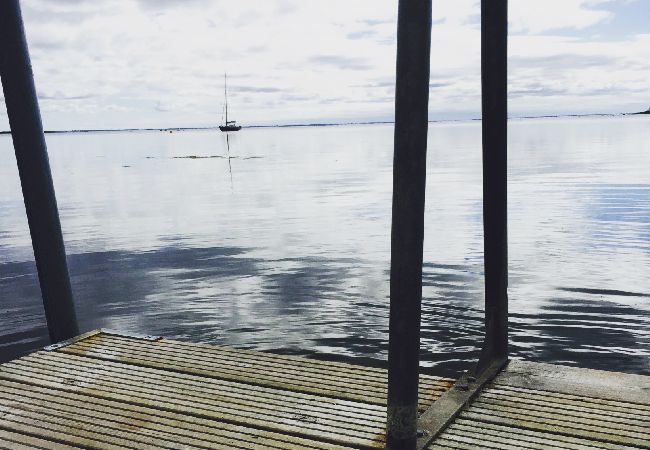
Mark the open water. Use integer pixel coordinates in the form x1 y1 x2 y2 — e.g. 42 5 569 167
1 116 649 377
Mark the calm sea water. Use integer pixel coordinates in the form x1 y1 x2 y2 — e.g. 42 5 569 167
1 116 649 377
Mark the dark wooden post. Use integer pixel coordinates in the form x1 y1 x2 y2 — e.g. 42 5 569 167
476 0 508 373
386 0 432 448
0 0 79 343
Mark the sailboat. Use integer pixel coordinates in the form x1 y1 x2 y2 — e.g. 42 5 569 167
219 73 241 132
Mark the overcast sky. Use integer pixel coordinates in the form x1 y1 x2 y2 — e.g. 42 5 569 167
1 0 648 129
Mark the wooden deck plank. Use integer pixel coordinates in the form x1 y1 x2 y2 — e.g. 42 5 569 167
10 351 385 422
3 331 648 449
483 386 650 418
434 433 528 450
426 360 650 449
0 368 383 443
0 351 387 448
0 379 352 450
448 419 638 450
59 340 409 408
58 333 452 411
0 412 160 450
462 407 647 444
0 391 316 449
476 394 649 427
497 360 650 405
0 428 81 449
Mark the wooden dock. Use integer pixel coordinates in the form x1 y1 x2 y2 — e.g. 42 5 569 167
0 329 647 449
0 329 450 449
427 360 650 449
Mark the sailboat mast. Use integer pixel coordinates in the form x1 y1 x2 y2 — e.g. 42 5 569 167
224 73 228 125
219 72 239 131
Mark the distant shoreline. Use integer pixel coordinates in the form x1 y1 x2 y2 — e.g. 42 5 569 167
0 111 645 135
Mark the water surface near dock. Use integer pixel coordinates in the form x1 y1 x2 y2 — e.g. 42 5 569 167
1 116 649 377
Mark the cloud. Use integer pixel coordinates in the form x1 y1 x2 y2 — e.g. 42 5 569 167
308 55 372 71
511 53 619 69
509 83 568 98
134 0 211 11
362 19 393 26
0 0 646 130
346 30 377 40
510 0 614 33
22 0 115 24
39 0 91 3
232 86 284 94
281 93 316 102
274 0 297 15
507 32 650 113
354 80 393 89
38 91 94 100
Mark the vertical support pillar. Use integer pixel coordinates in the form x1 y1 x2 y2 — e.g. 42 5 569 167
386 0 432 448
0 0 79 343
476 0 508 373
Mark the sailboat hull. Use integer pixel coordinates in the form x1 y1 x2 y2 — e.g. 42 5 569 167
219 125 241 132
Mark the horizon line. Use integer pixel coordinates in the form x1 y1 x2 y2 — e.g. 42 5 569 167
0 111 640 135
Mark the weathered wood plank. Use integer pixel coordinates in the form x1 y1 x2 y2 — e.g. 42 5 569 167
59 333 451 411
89 332 450 390
446 419 638 450
0 409 170 450
462 407 648 446
427 360 650 449
0 379 352 450
474 393 650 433
498 360 650 405
431 437 495 450
470 400 650 436
483 386 650 418
11 351 385 422
435 432 527 450
476 394 649 426
0 390 323 449
61 335 447 410
0 428 81 449
4 332 648 449
0 351 387 448
488 383 650 414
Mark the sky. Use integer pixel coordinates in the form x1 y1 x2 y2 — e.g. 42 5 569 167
0 0 648 129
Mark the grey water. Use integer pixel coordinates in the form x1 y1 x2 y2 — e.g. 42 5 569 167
1 116 649 377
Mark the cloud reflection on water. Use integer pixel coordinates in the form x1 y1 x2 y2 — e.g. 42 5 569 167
1 117 649 377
